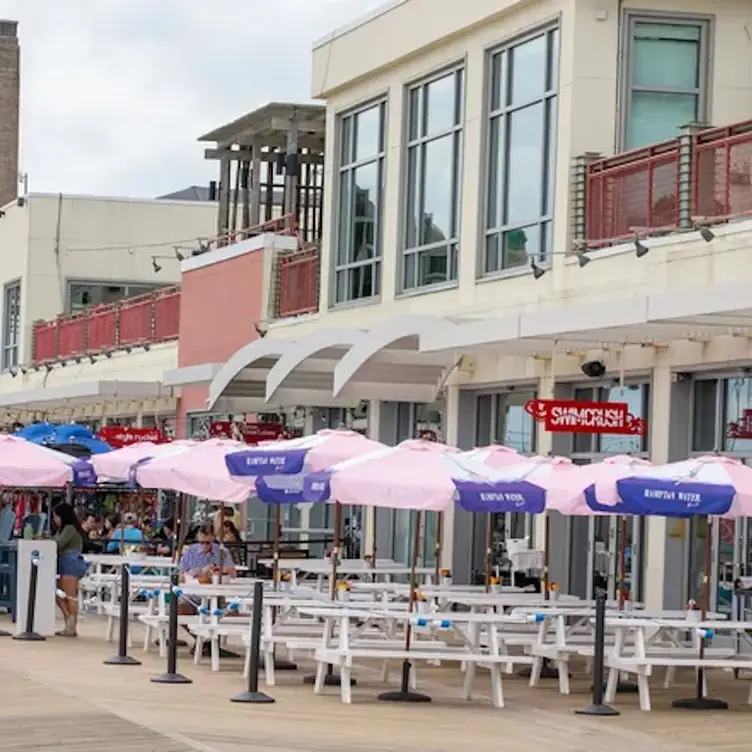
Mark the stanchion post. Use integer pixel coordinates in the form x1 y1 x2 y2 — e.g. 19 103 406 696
104 564 141 666
575 592 619 717
14 554 45 642
231 580 274 703
151 572 192 685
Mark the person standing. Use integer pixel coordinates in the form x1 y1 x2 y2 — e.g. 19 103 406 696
53 502 88 637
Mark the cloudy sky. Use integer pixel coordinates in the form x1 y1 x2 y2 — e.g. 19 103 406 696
4 0 386 198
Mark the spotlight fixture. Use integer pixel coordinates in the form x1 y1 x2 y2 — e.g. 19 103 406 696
634 237 649 258
699 226 715 243
88 355 96 364
173 247 185 262
576 251 591 268
143 342 151 352
254 320 269 339
581 359 607 379
44 363 53 372
19 366 27 375
8 366 17 378
104 350 112 358
530 259 546 280
152 256 162 273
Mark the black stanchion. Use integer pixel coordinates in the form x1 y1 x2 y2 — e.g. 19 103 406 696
151 573 192 685
575 592 619 717
672 625 728 710
14 555 45 642
378 658 431 704
104 564 141 666
231 581 274 704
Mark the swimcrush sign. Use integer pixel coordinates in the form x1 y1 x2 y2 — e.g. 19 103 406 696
524 399 647 435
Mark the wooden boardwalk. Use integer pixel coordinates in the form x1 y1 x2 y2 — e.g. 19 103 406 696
1 614 751 751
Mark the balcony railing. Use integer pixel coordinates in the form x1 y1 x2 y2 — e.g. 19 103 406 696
581 118 752 247
32 286 180 364
274 247 319 318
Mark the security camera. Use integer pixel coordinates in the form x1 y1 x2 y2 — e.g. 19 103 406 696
581 359 606 379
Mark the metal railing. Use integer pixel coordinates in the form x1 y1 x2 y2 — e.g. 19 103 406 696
32 286 181 364
274 247 320 318
583 117 752 247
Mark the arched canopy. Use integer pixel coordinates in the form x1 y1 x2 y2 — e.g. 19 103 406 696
332 314 455 402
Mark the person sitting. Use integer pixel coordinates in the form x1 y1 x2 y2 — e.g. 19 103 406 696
155 517 176 556
106 512 144 553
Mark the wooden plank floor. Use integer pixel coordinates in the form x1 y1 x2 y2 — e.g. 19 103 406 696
1 614 752 751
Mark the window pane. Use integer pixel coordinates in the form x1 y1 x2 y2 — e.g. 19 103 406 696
354 105 382 162
403 252 416 290
476 394 493 444
425 73 457 136
485 233 500 274
693 379 717 452
408 86 421 141
635 22 701 42
351 162 378 261
490 52 506 112
628 90 697 148
501 223 540 269
597 385 647 453
509 34 547 107
348 264 375 301
405 146 420 248
547 27 559 92
633 34 700 90
544 97 557 215
421 135 454 245
340 116 353 165
724 377 752 453
417 247 449 287
486 116 503 229
499 392 536 452
337 171 352 265
505 102 545 225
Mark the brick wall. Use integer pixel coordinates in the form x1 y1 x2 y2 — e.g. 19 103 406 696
0 21 19 209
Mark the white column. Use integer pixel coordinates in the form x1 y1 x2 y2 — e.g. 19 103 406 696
441 385 460 569
644 351 671 611
362 400 382 556
134 412 144 428
534 357 555 549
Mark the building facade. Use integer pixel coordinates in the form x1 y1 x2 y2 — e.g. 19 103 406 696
0 19 19 209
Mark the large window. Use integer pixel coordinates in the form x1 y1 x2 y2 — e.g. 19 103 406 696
2 282 20 370
402 67 464 291
693 376 752 454
67 281 160 313
484 27 559 275
334 101 386 304
623 16 709 149
475 391 536 453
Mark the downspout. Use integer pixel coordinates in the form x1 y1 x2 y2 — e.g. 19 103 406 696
53 193 65 310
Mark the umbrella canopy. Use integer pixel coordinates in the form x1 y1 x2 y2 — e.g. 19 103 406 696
92 440 197 482
133 439 249 503
301 439 514 512
545 455 653 515
225 429 386 480
453 455 574 514
15 422 112 454
461 444 525 469
0 435 97 487
597 455 752 518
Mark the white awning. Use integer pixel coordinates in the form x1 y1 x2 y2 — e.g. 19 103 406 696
0 380 170 410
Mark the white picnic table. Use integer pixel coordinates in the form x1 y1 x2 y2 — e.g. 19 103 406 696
603 616 752 711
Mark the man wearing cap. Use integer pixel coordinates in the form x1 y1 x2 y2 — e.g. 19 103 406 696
106 512 144 554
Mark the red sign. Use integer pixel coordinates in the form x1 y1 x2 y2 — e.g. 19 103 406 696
524 399 647 435
728 410 752 439
97 426 170 448
209 421 287 444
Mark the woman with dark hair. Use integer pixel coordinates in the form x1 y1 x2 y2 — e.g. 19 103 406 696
52 502 88 637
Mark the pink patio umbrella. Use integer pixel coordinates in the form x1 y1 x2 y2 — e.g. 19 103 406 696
91 440 198 482
134 439 250 504
0 435 96 488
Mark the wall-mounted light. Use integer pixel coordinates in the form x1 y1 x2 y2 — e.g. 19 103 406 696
699 226 715 243
152 256 162 273
576 251 591 268
530 259 546 280
634 236 649 258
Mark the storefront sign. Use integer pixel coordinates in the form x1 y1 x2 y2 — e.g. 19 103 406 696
209 421 287 444
727 410 752 439
524 399 647 435
96 426 170 448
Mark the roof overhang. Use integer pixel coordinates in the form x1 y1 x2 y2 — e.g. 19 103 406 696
0 381 170 410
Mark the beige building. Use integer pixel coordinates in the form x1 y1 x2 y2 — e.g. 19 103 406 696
0 19 19 209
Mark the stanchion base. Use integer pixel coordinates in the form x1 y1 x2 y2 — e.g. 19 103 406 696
13 632 45 642
518 663 567 679
575 703 620 717
274 658 298 671
302 672 356 687
151 672 193 685
672 697 728 710
377 690 431 703
104 654 141 666
230 690 276 704
0 629 13 637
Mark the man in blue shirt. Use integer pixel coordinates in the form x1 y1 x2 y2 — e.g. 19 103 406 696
179 523 236 578
106 513 144 553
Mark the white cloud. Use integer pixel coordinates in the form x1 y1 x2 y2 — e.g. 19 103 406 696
4 0 387 197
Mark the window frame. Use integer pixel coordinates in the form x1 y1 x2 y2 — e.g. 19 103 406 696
2 280 21 371
480 23 560 278
690 373 752 457
331 97 388 307
65 279 162 314
399 63 465 295
618 10 713 151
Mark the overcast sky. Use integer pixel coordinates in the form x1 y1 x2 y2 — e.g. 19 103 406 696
4 0 386 198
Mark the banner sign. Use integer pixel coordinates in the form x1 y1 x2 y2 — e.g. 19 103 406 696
728 410 752 439
524 399 647 435
96 426 170 448
209 421 287 444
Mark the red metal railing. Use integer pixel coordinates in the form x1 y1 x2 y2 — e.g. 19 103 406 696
276 248 319 318
31 287 181 365
693 120 752 221
586 140 681 246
